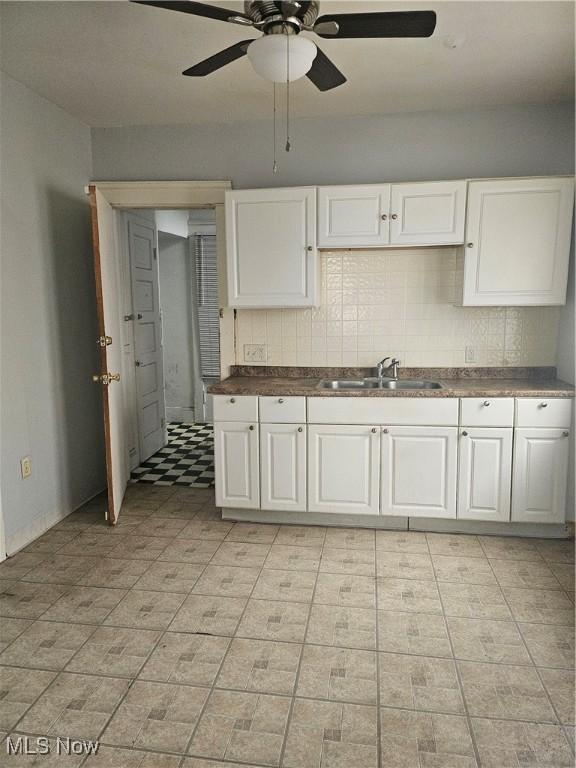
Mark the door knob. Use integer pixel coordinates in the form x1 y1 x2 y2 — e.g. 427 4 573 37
137 313 143 319
92 373 120 385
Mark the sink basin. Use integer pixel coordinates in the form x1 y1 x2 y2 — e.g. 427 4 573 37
318 378 442 390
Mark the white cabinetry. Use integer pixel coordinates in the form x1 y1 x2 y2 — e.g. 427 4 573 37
260 423 306 512
225 187 317 307
308 425 380 515
214 421 259 509
463 177 574 306
317 185 391 247
512 428 570 524
381 427 458 518
458 428 512 522
389 181 467 245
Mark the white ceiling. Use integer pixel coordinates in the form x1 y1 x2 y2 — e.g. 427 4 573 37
1 1 573 127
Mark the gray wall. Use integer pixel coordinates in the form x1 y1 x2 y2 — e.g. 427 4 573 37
92 103 574 187
1 72 105 554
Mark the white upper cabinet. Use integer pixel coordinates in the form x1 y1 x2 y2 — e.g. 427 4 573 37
463 177 574 306
389 181 467 245
225 187 317 308
317 185 391 247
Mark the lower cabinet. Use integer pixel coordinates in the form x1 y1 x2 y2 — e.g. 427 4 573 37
458 428 512 521
512 428 570 524
214 421 259 509
381 426 458 518
308 424 380 515
260 423 306 511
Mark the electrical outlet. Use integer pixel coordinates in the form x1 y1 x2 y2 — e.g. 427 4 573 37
20 456 32 479
465 346 476 364
244 344 267 363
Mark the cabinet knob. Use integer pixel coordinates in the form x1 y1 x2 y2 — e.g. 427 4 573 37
381 214 388 221
230 398 236 404
278 398 284 404
298 427 303 433
563 431 569 438
462 431 468 436
249 425 254 431
466 243 474 248
371 428 377 433
482 400 491 407
382 428 389 434
307 245 313 251
540 402 548 408
390 214 398 220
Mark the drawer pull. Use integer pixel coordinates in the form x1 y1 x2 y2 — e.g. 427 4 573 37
298 427 303 433
482 401 491 407
462 431 468 436
563 431 570 438
230 398 236 404
249 425 254 431
540 402 548 408
278 398 284 404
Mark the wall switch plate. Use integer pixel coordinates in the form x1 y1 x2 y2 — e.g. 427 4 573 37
465 346 476 363
20 456 32 479
244 344 267 363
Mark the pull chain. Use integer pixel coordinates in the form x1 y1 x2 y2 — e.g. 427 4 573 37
272 82 278 173
285 29 291 152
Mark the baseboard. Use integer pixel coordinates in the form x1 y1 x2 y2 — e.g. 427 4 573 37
221 507 571 538
166 407 195 423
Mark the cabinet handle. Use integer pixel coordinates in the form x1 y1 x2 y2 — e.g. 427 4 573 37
230 398 236 404
307 245 313 251
482 400 491 407
462 431 468 436
278 398 284 404
298 427 303 433
249 425 254 431
371 428 377 433
382 428 389 434
390 214 398 220
540 402 548 408
563 431 569 437
466 243 474 248
381 214 387 221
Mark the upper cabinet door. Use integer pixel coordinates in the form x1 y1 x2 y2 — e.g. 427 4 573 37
389 181 467 245
463 178 574 306
225 187 317 308
317 185 391 247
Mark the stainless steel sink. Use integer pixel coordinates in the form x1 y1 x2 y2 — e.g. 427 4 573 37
317 378 442 390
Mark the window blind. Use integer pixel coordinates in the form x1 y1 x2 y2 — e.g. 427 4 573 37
193 233 220 379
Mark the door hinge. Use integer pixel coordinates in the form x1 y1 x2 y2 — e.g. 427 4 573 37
92 372 121 385
219 308 224 319
161 418 165 428
97 335 113 347
153 247 157 260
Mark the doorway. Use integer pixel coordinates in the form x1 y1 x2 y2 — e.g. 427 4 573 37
122 207 219 488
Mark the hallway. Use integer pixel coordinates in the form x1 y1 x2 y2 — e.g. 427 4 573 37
131 423 214 488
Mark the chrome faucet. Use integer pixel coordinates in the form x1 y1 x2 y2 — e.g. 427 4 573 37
376 356 400 380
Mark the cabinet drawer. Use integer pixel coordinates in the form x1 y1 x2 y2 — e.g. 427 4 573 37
460 398 514 427
515 398 572 428
213 395 259 422
307 397 459 426
259 396 306 423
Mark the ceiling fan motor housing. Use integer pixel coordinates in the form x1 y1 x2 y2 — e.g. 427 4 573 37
245 1 319 34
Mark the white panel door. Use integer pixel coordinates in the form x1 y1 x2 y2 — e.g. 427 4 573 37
128 215 166 462
260 424 306 511
389 181 467 245
463 177 574 305
317 185 391 247
308 425 380 515
458 428 512 522
214 422 259 509
225 187 317 307
381 427 458 518
512 428 570 523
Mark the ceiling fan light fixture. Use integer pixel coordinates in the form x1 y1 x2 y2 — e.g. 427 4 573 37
247 34 317 82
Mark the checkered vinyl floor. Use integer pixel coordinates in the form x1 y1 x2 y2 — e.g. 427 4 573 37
131 423 214 487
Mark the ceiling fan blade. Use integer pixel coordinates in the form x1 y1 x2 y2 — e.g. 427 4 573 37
306 47 346 91
182 40 253 76
131 1 252 25
314 10 437 39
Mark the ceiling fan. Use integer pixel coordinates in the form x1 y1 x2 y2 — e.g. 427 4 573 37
132 1 437 91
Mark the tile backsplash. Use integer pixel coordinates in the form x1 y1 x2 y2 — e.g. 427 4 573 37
234 248 560 368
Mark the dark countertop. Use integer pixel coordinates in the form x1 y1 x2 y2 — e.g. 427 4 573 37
209 369 575 399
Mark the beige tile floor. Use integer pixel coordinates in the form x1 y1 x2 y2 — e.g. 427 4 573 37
0 483 574 767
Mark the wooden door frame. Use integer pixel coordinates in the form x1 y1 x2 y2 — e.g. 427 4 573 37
89 180 233 523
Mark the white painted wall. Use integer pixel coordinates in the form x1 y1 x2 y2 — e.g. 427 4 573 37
0 72 105 554
91 103 574 187
158 232 196 423
156 209 189 239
